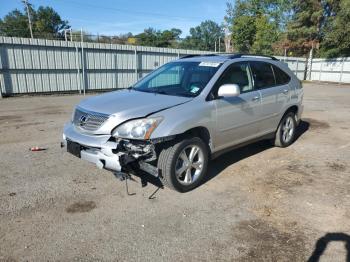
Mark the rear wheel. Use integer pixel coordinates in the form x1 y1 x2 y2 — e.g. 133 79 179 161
274 112 297 147
157 137 208 192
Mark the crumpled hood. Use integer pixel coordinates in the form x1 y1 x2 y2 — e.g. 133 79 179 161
77 89 192 134
79 89 192 116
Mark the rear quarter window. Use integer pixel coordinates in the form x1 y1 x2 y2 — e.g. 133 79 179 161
272 65 291 85
249 61 275 89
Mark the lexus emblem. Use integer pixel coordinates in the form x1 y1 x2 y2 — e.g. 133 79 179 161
79 115 88 126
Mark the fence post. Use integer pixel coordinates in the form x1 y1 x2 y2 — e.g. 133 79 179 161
134 48 138 81
81 28 86 95
295 59 299 77
0 40 3 98
75 43 81 94
319 60 323 81
114 54 118 89
307 48 313 80
339 57 345 83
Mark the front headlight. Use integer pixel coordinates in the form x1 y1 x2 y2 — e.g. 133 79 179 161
112 117 163 140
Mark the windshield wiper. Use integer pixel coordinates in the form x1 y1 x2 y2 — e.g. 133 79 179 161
153 90 170 95
173 92 196 97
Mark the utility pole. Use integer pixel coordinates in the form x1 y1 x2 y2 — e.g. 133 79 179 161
22 0 33 39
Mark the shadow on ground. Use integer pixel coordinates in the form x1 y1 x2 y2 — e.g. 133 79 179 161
131 120 310 191
308 233 350 262
203 120 310 185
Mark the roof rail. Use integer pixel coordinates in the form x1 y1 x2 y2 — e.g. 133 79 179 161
179 54 200 59
179 54 217 59
225 53 278 60
179 53 278 61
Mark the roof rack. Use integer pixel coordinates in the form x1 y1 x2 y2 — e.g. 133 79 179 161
224 53 278 60
179 53 278 61
179 54 217 59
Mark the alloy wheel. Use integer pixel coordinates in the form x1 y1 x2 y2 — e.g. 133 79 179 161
175 145 204 185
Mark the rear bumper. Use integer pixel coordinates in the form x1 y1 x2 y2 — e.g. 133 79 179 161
63 122 123 172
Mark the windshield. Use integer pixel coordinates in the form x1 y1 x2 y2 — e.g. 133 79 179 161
133 61 222 97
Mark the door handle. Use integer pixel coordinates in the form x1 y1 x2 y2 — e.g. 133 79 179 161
252 96 260 102
282 89 289 94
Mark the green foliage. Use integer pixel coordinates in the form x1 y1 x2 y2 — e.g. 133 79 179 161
231 15 256 53
285 0 324 56
34 7 69 36
227 0 286 54
135 28 182 47
251 15 279 55
180 20 224 51
319 0 350 58
0 5 70 38
0 9 31 37
226 0 350 57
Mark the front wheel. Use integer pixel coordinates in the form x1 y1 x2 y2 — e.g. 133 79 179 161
157 137 209 192
274 112 297 147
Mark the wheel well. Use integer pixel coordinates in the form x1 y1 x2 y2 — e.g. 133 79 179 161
182 127 211 152
278 105 299 126
286 105 298 115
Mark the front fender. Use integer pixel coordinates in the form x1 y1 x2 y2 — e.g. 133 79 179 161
150 99 216 140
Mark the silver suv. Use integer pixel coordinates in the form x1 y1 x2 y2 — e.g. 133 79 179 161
63 54 303 192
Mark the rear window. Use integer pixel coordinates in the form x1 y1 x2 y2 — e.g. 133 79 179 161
272 65 291 85
249 61 275 89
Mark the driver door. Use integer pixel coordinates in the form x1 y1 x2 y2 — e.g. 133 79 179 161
213 62 262 151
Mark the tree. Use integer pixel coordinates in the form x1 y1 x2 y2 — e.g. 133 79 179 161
319 0 350 58
226 0 286 54
285 0 324 56
0 4 70 38
180 20 224 51
251 15 279 55
0 9 31 37
158 28 182 47
231 15 256 52
34 6 69 37
135 28 182 47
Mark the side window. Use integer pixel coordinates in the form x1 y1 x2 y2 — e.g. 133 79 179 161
250 61 275 89
216 62 253 94
272 65 291 85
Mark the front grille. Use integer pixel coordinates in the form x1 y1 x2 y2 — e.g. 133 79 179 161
73 107 109 132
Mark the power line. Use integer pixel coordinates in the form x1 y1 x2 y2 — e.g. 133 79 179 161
52 0 204 21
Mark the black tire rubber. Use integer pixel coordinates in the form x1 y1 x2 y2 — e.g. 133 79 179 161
274 111 297 148
157 137 209 192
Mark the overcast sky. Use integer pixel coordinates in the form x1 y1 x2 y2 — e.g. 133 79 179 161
0 0 228 37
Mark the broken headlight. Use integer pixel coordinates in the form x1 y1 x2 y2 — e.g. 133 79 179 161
112 117 163 140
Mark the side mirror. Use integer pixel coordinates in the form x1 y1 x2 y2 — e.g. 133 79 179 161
217 84 240 98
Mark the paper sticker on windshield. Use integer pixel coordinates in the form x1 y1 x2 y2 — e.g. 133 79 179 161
199 62 221 67
190 86 200 94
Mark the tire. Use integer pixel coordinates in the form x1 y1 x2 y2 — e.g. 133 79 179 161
274 111 297 147
157 137 209 192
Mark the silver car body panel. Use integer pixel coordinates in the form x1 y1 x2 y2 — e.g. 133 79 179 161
75 89 192 135
63 55 303 171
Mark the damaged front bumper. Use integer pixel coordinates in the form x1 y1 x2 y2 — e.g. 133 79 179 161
62 123 161 175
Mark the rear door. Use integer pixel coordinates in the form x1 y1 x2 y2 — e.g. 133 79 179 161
213 62 262 150
249 61 291 134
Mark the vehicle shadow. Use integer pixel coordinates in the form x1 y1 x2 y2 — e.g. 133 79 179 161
308 233 350 262
133 120 310 191
202 119 310 185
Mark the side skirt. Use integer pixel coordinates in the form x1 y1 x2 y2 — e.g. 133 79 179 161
210 132 275 160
